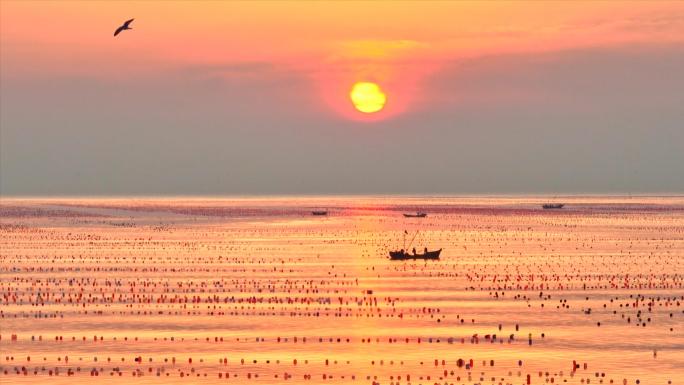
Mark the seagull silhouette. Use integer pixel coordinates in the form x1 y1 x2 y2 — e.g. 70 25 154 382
114 18 134 37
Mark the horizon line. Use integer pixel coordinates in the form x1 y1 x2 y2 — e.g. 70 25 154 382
2 193 683 200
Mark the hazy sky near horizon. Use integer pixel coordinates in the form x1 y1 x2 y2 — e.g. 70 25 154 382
1 1 683 195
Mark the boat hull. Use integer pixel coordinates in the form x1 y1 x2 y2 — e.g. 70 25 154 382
403 213 427 218
389 249 441 260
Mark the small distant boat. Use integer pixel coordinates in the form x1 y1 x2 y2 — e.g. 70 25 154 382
403 212 427 218
311 210 328 216
542 203 564 209
389 249 442 260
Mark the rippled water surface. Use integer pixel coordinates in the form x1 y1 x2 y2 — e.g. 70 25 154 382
1 196 682 385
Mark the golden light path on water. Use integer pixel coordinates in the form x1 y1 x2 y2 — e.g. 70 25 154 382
1 196 683 385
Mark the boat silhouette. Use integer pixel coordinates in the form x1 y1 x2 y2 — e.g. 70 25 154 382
389 248 441 260
403 212 427 218
389 230 441 260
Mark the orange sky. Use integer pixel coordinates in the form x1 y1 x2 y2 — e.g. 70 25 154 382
4 1 683 62
3 1 683 119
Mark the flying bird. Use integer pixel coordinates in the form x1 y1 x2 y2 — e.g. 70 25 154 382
114 18 134 37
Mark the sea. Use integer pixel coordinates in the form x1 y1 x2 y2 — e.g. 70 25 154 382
1 196 682 384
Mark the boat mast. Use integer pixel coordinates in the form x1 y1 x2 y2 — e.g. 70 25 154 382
406 230 419 251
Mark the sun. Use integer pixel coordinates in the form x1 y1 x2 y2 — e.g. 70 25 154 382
349 82 386 113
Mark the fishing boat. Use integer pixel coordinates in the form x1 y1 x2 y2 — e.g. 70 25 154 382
311 210 328 216
389 230 441 260
403 212 427 218
542 204 564 209
389 248 442 260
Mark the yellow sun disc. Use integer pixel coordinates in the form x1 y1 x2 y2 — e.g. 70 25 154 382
350 82 386 113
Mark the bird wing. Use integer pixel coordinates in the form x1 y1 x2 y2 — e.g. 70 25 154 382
114 19 134 36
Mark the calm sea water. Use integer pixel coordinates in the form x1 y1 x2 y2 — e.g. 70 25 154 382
1 196 682 385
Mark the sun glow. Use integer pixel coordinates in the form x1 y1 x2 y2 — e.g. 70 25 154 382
350 82 386 113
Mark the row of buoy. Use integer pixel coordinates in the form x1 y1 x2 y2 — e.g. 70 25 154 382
0 355 608 376
1 364 655 385
2 333 546 345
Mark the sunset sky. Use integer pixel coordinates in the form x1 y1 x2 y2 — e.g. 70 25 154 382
1 1 683 195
